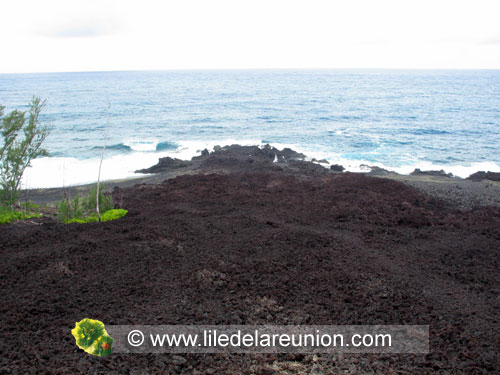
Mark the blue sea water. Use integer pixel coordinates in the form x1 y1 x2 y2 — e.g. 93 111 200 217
1 69 499 187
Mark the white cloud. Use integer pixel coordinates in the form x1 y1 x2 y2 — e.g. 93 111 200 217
39 22 119 38
0 0 499 72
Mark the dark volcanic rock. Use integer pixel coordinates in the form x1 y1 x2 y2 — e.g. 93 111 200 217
136 144 312 176
330 164 345 172
1 172 499 373
411 168 454 178
364 165 393 176
278 146 306 160
286 159 328 176
467 171 500 182
207 144 306 162
135 157 191 173
199 154 282 173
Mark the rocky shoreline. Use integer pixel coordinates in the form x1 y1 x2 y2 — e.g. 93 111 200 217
22 144 500 210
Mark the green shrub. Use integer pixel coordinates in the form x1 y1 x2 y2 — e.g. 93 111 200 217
20 201 39 212
66 216 99 224
82 185 113 213
57 198 71 223
101 209 127 222
71 194 83 219
0 209 22 224
1 97 51 206
0 206 41 224
57 186 125 224
65 210 126 224
66 217 86 224
57 195 86 223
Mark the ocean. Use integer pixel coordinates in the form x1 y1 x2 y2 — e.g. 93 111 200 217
1 69 499 188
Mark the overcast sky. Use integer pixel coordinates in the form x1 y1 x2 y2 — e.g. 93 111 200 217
1 0 499 73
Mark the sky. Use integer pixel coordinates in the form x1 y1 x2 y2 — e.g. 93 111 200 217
0 0 499 73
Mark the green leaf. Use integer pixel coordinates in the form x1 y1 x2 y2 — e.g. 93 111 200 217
71 318 114 357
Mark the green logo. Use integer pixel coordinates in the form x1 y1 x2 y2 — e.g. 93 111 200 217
71 318 114 357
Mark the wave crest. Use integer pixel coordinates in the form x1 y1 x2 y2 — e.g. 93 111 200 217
91 140 178 153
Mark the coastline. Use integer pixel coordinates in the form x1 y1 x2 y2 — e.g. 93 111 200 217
21 144 500 210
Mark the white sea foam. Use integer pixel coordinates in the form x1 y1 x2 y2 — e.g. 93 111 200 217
124 139 158 152
22 154 157 189
390 161 500 178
